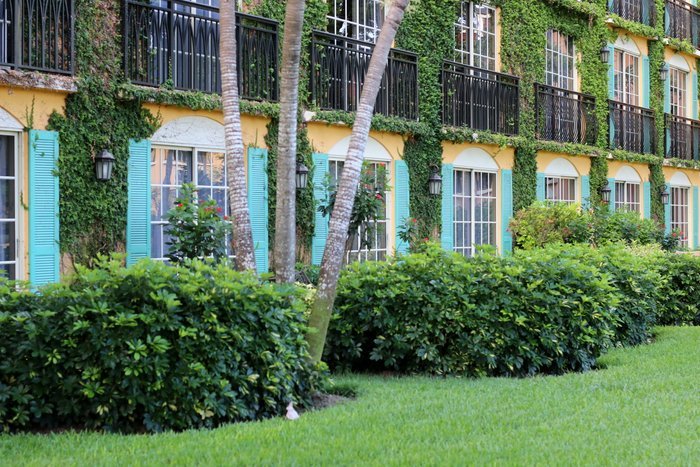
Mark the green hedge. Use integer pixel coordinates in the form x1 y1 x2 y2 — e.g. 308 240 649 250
0 258 325 433
656 253 700 326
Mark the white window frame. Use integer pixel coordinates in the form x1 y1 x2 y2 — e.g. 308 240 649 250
614 49 640 106
670 66 688 118
545 176 577 204
614 180 641 213
0 131 19 281
327 0 385 43
328 158 390 263
454 1 497 71
453 168 497 257
150 144 230 261
545 30 576 91
671 185 690 248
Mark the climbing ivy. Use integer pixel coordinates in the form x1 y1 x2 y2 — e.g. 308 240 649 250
48 0 158 266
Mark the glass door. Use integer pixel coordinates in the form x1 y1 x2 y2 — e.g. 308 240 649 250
0 134 16 280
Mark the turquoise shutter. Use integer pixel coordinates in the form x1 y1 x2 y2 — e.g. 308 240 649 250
29 130 60 286
581 175 591 209
440 164 454 251
247 148 269 274
608 178 616 213
694 187 699 248
607 44 615 100
501 169 513 254
126 139 152 266
643 181 651 219
536 173 545 201
692 71 699 120
394 160 410 255
665 183 672 234
642 55 651 108
311 153 329 265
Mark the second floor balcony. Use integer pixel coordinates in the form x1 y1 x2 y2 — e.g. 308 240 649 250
0 0 74 74
441 61 519 136
310 30 419 120
535 83 597 145
123 0 278 100
609 100 657 154
666 0 700 48
665 113 700 160
609 0 656 26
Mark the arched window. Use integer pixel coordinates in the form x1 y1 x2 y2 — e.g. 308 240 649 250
614 165 642 213
544 158 578 204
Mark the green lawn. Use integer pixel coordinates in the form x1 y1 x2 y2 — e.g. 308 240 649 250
2 327 700 466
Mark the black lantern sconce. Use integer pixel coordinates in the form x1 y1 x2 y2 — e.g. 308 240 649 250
95 149 115 181
661 187 670 205
296 161 309 190
599 180 612 204
428 164 443 197
599 46 610 64
660 63 670 82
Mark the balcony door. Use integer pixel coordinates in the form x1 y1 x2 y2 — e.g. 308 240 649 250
454 1 496 71
0 134 17 280
545 30 579 142
613 48 642 150
327 0 384 43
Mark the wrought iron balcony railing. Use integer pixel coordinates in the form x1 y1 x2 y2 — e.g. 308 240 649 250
609 100 657 154
441 61 519 136
665 113 700 160
609 0 656 26
0 0 74 74
665 0 700 48
535 83 597 145
310 30 419 120
124 1 278 100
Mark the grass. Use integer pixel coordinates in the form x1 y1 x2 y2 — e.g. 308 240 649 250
3 327 700 465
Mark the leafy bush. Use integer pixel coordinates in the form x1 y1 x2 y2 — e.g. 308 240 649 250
0 258 325 433
655 253 700 325
165 183 230 263
326 243 620 377
508 202 582 249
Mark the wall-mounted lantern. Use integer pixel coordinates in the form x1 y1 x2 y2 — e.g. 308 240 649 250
661 188 670 205
599 180 612 204
95 149 115 181
428 165 443 197
599 46 610 64
296 161 309 190
660 63 670 82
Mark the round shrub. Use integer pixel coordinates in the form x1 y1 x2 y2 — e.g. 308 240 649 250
326 244 619 377
655 253 700 325
0 258 326 433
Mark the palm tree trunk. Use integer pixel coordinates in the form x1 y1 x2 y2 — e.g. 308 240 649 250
306 0 410 362
220 0 257 271
274 0 307 283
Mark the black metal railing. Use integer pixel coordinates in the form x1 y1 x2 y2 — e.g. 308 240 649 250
124 1 278 100
665 0 700 48
665 113 700 160
609 100 657 154
0 0 74 74
535 83 597 145
609 0 656 26
441 60 519 135
310 30 419 120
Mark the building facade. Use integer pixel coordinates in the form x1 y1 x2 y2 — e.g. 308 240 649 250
1 0 699 284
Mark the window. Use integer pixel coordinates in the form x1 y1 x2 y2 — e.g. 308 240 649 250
150 146 230 261
453 169 497 257
614 49 639 106
454 2 496 71
671 186 689 247
0 135 16 280
614 181 641 212
329 159 388 262
327 0 384 43
545 176 576 204
545 30 575 90
0 0 10 64
669 67 688 117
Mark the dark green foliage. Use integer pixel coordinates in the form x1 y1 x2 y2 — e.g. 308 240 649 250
0 258 325 433
164 183 230 262
655 253 700 326
326 243 620 377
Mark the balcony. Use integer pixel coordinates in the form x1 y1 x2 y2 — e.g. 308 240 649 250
609 101 657 154
608 0 656 26
310 31 419 120
123 1 278 100
665 0 700 48
665 113 700 160
0 0 74 74
441 61 519 136
534 83 597 145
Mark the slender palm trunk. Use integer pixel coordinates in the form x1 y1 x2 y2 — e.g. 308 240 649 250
274 0 307 283
220 0 257 271
306 0 410 362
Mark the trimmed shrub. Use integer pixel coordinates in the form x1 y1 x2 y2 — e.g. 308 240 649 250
326 244 620 377
0 258 325 433
656 253 700 326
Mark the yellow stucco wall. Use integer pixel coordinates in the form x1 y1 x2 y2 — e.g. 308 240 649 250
608 160 650 182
